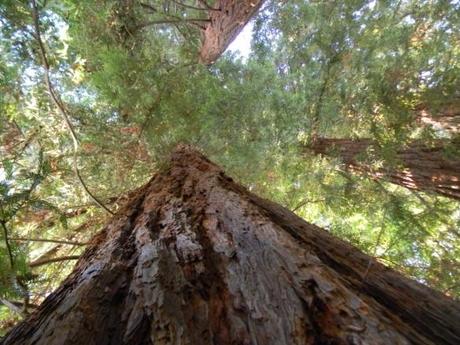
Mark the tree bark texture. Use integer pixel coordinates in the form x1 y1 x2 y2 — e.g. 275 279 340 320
2 146 459 345
416 102 460 134
199 0 265 64
308 137 460 201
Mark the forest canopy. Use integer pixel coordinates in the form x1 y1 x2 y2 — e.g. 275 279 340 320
0 0 459 335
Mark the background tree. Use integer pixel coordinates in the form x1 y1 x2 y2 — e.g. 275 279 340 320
306 137 460 200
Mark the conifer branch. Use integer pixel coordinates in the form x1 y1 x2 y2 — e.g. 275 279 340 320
30 0 114 215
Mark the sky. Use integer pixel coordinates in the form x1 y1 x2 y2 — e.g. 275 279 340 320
226 21 253 61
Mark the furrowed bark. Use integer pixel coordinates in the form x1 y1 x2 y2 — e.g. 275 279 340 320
307 137 460 201
199 0 265 64
2 145 459 345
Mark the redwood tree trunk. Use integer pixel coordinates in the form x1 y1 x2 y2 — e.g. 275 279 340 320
199 0 265 64
1 146 459 345
416 101 460 134
308 137 460 201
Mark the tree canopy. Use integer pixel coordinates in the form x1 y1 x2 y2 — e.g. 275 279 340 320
0 0 459 334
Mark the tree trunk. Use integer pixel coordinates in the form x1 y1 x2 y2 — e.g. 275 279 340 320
199 0 265 64
1 145 459 345
416 101 460 135
307 137 460 201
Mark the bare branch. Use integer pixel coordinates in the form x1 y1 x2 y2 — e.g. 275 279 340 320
1 221 15 268
171 0 220 11
136 18 210 30
30 0 114 215
139 2 158 13
197 0 219 10
29 255 80 268
362 218 386 282
7 300 39 310
292 199 325 212
9 237 89 246
0 298 25 318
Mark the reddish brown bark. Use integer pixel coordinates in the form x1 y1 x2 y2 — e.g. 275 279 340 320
308 137 460 200
2 146 459 345
108 1 264 65
416 102 460 134
199 0 265 64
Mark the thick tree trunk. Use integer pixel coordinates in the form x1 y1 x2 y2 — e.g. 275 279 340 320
199 0 265 64
308 137 460 201
1 146 459 345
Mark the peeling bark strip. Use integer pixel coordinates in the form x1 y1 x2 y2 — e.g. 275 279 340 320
2 146 459 345
308 137 460 201
199 0 265 64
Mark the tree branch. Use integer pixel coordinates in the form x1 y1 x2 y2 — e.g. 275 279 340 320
7 300 39 310
197 0 219 10
0 298 25 318
1 220 15 268
139 2 158 13
136 18 210 30
29 255 80 268
292 199 325 212
171 0 220 12
9 237 88 246
30 0 114 215
362 212 387 282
